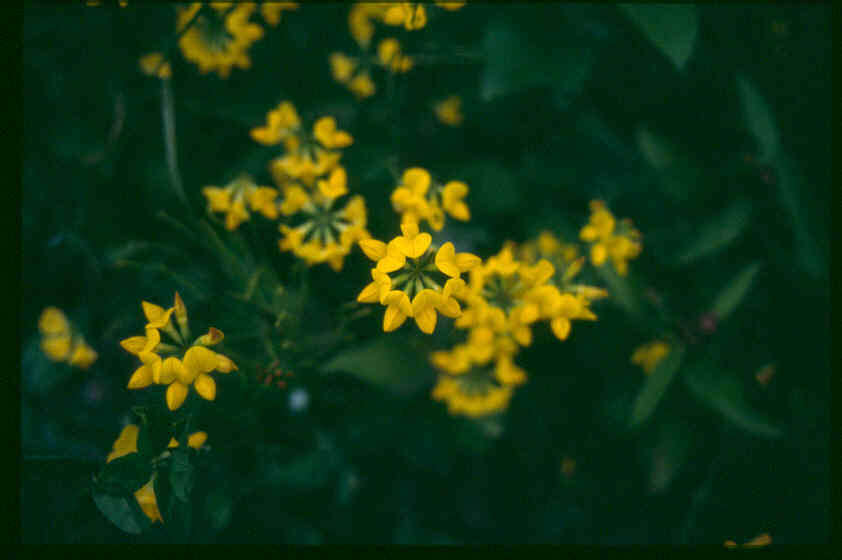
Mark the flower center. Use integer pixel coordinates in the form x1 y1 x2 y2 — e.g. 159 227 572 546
197 12 233 53
454 367 500 397
387 248 448 300
296 199 349 246
481 273 522 312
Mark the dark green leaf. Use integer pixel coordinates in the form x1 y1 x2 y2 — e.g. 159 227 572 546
320 334 432 396
169 448 195 503
629 344 685 429
684 364 783 439
96 453 152 494
736 74 779 160
92 490 150 535
647 418 694 494
674 199 752 264
204 490 234 532
709 262 761 321
619 4 698 70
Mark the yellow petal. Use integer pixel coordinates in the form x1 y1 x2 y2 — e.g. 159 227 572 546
183 345 219 375
38 307 70 336
317 166 348 199
216 354 238 373
195 327 224 346
194 373 217 401
357 281 381 303
436 296 461 318
107 424 139 463
159 356 183 385
187 431 208 449
551 317 571 340
120 336 147 354
128 363 154 389
167 437 179 449
590 243 607 266
142 302 174 328
414 306 437 334
359 238 387 261
134 478 163 523
455 252 480 272
434 242 459 278
69 342 98 369
41 335 72 361
382 306 408 332
166 382 189 411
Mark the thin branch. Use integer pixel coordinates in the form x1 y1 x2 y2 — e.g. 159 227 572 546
161 78 192 215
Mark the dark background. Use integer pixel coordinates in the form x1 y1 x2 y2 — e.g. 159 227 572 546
22 3 830 543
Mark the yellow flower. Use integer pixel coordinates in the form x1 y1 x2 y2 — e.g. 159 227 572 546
349 72 376 99
377 38 413 73
724 533 772 548
435 1 465 10
313 117 354 149
139 52 172 79
250 101 301 145
348 3 390 47
177 3 265 79
440 181 470 220
630 340 670 375
358 223 478 334
579 200 641 276
390 167 472 231
260 2 297 26
38 307 98 369
329 52 357 83
434 95 463 126
123 294 237 411
202 175 278 230
431 370 513 418
383 3 426 30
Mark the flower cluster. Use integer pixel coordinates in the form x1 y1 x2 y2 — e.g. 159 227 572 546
431 229 611 418
390 167 470 231
331 3 464 99
106 424 208 524
630 340 670 375
202 175 279 231
176 3 266 79
121 292 237 411
579 200 642 276
357 222 479 333
246 100 370 271
38 307 98 369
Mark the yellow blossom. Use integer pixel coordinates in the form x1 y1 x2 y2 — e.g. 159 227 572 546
202 175 278 230
630 340 670 375
139 52 172 79
434 96 464 126
177 3 264 79
377 38 413 73
579 200 641 276
38 307 98 369
260 2 298 26
383 3 427 30
250 101 301 145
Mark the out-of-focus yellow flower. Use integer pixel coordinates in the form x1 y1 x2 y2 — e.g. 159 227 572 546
431 371 513 418
724 533 771 548
139 52 172 79
277 166 370 272
167 431 209 449
377 38 413 73
579 200 642 276
260 2 297 26
383 3 427 30
177 3 264 79
630 340 670 375
134 478 163 524
202 175 278 230
390 167 472 232
348 3 391 47
434 95 463 126
435 1 465 10
38 307 98 369
250 101 301 145
122 293 237 411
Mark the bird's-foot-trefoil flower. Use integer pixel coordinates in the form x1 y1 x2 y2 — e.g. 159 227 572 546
177 3 265 79
121 293 237 411
390 167 471 231
277 166 370 271
259 2 298 27
202 175 279 231
434 95 464 126
630 340 671 375
38 307 98 369
357 222 479 333
579 200 642 276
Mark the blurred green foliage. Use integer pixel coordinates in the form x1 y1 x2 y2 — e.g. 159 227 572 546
22 3 829 543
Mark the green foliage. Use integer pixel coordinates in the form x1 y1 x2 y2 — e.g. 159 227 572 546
710 262 761 321
619 4 698 70
629 344 685 429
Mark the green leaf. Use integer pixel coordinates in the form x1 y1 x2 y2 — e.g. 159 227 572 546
480 19 593 102
635 125 704 201
594 265 646 322
619 4 698 70
629 344 686 429
204 490 234 532
674 199 752 264
736 74 779 160
321 334 433 396
92 490 150 535
169 448 195 503
709 262 761 321
647 418 694 494
453 160 520 217
684 364 783 439
96 453 152 494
